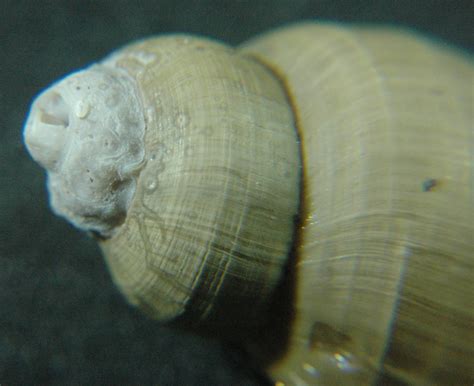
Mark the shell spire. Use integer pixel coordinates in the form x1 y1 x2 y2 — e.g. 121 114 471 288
23 66 146 237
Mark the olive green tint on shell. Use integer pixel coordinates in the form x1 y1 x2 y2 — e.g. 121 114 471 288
241 23 473 385
99 36 301 328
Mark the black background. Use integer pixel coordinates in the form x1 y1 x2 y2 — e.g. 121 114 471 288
1 1 472 385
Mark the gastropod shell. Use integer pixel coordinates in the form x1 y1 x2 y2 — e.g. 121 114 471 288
24 22 474 385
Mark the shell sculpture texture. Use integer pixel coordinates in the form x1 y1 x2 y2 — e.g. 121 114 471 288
23 22 473 385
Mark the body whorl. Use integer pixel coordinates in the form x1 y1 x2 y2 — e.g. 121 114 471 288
242 23 473 385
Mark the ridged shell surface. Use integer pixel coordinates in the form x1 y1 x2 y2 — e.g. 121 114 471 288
241 23 474 385
99 36 301 328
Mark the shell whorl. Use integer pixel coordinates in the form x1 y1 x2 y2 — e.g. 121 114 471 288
242 23 474 385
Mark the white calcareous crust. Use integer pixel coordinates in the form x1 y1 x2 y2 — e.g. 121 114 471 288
24 66 145 237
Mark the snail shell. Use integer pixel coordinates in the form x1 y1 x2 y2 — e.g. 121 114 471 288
23 22 473 385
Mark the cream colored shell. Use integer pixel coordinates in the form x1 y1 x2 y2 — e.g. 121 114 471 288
241 23 474 385
23 22 473 386
98 36 301 327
